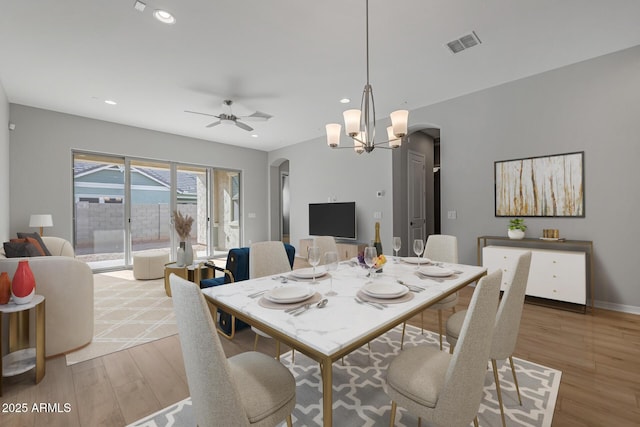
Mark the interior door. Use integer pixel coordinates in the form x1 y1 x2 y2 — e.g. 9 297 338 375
408 150 426 251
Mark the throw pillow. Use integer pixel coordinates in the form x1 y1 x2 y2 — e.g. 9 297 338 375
3 241 43 258
10 238 46 256
17 232 52 256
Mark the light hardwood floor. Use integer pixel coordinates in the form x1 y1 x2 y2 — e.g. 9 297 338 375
2 287 639 426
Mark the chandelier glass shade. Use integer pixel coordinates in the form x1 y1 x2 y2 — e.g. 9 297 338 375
326 0 408 154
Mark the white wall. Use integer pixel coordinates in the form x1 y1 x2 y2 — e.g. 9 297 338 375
8 105 269 246
0 81 9 242
270 45 640 311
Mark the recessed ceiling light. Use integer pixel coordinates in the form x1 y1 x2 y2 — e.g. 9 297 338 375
104 100 117 105
340 98 351 104
153 9 176 24
251 134 259 138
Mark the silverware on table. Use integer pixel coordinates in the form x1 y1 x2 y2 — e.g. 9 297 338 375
292 298 328 316
397 280 424 292
248 289 268 298
414 272 444 283
354 296 386 310
285 303 310 314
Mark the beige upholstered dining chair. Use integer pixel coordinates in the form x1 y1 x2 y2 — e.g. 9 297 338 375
314 235 339 264
250 241 293 359
446 251 532 427
169 274 296 427
401 234 459 350
385 269 502 427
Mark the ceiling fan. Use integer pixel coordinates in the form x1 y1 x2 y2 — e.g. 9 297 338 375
184 99 272 132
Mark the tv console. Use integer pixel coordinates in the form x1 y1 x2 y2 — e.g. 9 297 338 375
299 238 367 261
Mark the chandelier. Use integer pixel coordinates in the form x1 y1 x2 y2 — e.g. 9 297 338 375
326 0 408 154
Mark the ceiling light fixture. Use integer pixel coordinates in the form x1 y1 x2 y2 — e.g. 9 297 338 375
153 9 176 24
339 98 351 104
326 0 408 154
104 100 117 105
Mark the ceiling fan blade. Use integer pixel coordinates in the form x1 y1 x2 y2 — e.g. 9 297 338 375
206 120 222 128
185 110 221 118
235 121 253 132
242 111 273 121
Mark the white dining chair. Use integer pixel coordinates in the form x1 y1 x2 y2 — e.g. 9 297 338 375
401 234 459 350
446 251 532 427
386 269 502 427
169 274 296 427
250 241 293 360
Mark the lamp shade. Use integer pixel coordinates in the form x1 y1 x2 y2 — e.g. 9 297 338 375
326 123 342 147
29 214 53 228
390 109 409 137
387 126 401 148
343 109 361 137
29 214 53 236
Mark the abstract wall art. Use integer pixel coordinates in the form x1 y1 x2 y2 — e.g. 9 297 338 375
495 152 584 217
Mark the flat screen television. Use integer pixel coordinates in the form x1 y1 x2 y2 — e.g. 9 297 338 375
309 202 357 240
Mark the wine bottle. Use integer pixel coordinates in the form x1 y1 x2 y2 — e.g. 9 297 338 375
373 222 383 256
374 222 383 271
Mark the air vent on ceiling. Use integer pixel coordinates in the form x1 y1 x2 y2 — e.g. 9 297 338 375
446 31 482 54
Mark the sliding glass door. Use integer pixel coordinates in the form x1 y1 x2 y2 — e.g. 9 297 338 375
73 153 127 269
73 151 241 270
176 165 209 259
129 159 172 256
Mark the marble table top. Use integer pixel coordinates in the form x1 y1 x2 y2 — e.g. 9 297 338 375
202 259 486 359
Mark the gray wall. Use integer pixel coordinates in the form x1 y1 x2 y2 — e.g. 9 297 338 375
268 138 395 254
8 105 269 246
269 45 640 312
0 82 9 242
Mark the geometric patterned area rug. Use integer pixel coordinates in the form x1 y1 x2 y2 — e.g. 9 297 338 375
129 324 561 427
65 270 177 366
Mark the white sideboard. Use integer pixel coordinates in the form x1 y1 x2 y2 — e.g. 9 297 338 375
478 236 593 313
483 245 586 305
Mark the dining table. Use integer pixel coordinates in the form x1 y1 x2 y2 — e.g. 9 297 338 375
202 256 487 427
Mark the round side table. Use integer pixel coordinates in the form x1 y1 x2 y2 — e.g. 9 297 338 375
0 294 45 396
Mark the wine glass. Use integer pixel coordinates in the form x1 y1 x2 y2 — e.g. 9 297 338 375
307 246 321 283
413 239 424 269
363 246 378 283
324 251 339 296
393 237 401 262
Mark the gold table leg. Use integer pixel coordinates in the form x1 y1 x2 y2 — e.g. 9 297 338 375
35 300 45 383
321 357 333 426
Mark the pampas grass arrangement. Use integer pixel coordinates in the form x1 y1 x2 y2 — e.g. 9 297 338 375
173 210 194 241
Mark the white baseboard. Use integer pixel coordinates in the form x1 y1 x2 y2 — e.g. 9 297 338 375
594 300 640 315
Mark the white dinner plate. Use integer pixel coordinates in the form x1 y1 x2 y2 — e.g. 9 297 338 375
362 282 409 299
290 266 327 279
401 257 432 265
418 266 455 277
264 285 314 303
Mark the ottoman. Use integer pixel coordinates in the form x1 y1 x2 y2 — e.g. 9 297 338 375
133 251 170 280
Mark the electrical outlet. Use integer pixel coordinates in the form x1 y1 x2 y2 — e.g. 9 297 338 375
447 210 457 219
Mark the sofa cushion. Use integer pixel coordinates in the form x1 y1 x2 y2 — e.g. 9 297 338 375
17 232 52 256
3 241 43 258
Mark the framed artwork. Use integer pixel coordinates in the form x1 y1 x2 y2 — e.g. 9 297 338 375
495 151 584 217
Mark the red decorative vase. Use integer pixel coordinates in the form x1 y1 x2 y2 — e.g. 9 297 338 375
0 272 10 304
11 260 35 304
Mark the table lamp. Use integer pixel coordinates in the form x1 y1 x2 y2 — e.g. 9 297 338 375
29 214 53 236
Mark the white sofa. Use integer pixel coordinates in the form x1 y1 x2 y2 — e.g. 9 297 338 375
0 236 94 357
